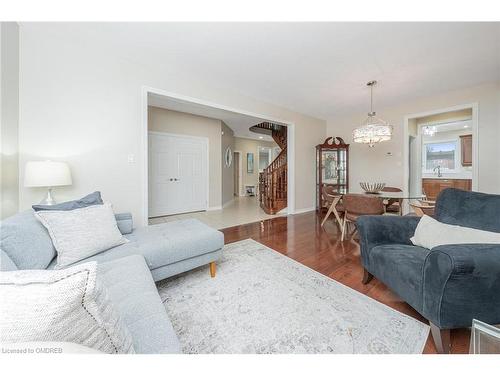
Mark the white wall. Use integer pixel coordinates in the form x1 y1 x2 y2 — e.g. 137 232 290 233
1 22 19 219
18 24 326 225
326 83 500 194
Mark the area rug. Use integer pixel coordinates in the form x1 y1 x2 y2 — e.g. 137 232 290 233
157 239 429 354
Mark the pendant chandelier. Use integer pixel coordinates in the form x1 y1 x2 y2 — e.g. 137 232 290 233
422 125 437 136
353 80 393 147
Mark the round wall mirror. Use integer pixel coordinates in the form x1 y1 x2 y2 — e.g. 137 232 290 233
224 147 233 168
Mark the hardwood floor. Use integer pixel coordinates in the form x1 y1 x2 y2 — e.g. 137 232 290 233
221 211 470 354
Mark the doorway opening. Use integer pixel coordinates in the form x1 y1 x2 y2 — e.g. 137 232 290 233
142 87 295 228
404 103 478 211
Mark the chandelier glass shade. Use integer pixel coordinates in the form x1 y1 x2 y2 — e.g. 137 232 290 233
422 125 437 136
353 81 393 147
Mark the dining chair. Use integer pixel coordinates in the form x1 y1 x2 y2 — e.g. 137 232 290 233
342 194 385 241
320 185 345 228
409 201 435 217
381 186 403 215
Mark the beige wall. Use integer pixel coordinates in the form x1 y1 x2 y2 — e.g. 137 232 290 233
148 107 223 209
1 22 19 219
221 122 234 206
18 24 327 225
234 137 278 194
326 82 500 194
416 108 472 125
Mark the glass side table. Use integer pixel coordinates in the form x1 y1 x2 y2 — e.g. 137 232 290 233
470 319 500 354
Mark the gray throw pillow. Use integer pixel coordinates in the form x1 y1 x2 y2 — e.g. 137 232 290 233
32 191 103 211
0 261 135 354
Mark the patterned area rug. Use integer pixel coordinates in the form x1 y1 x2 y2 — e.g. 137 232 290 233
157 239 429 353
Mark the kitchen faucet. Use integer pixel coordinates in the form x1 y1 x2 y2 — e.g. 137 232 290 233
433 165 442 177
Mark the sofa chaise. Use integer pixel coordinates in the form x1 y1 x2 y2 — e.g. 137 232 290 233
0 210 224 353
357 188 500 353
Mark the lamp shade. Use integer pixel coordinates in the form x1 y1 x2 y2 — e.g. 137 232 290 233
24 161 72 187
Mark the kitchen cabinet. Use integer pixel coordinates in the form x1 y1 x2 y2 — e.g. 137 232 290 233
422 178 472 201
460 134 472 166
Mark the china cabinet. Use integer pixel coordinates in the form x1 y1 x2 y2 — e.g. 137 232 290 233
316 137 349 211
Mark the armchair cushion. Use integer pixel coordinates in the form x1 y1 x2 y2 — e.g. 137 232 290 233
357 215 420 268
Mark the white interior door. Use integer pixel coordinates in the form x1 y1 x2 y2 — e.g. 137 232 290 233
149 132 208 217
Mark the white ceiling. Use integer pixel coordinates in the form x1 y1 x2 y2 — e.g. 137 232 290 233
36 22 500 119
148 93 276 141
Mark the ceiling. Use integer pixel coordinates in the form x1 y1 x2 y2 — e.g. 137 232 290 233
35 22 500 119
148 93 276 141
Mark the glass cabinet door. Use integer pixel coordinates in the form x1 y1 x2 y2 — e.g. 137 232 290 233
321 150 339 185
337 149 347 186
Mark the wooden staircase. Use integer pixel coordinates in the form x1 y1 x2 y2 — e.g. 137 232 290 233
250 122 287 214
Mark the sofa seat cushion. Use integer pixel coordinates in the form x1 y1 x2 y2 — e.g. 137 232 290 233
124 219 224 268
369 244 430 312
48 219 224 271
97 255 181 354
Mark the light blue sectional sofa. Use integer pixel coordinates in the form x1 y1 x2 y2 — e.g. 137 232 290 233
0 210 224 354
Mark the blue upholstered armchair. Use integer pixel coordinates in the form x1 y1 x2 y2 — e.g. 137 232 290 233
357 188 500 353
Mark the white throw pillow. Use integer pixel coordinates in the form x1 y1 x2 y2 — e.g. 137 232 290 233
411 215 500 250
34 203 128 268
0 262 134 354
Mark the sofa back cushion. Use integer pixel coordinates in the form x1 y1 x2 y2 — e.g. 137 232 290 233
435 188 500 233
32 191 103 211
0 210 56 270
1 250 18 271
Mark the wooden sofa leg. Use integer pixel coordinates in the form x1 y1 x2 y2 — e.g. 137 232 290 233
209 262 216 278
362 269 373 285
430 322 451 354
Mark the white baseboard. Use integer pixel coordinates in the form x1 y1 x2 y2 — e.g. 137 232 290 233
291 206 315 215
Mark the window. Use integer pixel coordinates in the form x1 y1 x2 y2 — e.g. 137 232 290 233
423 141 457 172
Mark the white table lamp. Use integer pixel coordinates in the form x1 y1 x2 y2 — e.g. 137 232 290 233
24 161 72 205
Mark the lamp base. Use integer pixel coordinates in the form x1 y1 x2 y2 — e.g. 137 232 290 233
40 188 56 205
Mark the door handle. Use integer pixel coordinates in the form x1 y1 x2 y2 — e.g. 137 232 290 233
171 178 179 181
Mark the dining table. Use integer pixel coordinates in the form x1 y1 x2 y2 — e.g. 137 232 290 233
320 188 425 227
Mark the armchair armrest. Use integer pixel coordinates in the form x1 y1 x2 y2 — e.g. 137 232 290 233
356 215 420 268
114 212 133 235
422 243 500 329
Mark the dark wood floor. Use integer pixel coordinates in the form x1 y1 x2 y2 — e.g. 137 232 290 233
221 211 470 354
